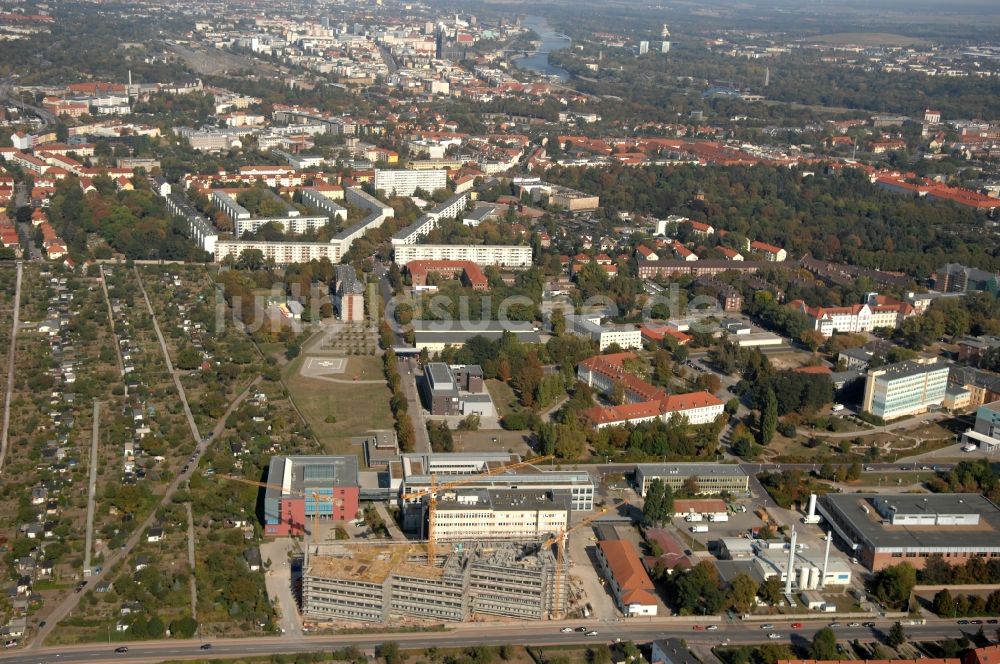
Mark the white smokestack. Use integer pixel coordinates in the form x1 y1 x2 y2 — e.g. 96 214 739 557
808 494 817 518
784 528 797 595
821 533 832 589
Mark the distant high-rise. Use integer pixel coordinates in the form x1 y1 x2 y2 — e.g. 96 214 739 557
764 67 770 87
638 40 649 55
321 16 329 29
661 23 670 38
661 41 671 53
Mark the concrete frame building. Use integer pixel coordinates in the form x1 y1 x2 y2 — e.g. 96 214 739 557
634 463 749 496
817 492 1000 571
862 358 949 420
963 400 1000 451
300 188 348 222
302 541 565 623
391 193 471 246
411 320 541 353
263 456 361 536
163 192 218 254
420 363 490 416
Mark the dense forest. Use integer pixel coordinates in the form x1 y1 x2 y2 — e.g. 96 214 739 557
543 163 1000 278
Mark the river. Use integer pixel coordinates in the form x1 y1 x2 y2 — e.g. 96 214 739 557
512 16 571 81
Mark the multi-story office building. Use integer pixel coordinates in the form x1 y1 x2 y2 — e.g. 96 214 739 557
263 456 360 536
634 463 749 496
430 488 570 542
861 358 949 420
374 168 447 197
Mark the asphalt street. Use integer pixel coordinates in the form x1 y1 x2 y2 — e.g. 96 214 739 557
0 619 982 664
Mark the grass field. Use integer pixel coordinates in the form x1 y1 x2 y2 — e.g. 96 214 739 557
486 379 519 418
283 356 393 456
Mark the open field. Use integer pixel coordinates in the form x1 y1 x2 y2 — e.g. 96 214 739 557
486 379 519 418
284 355 393 456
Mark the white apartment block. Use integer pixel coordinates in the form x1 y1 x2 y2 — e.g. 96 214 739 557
300 188 348 222
374 168 447 197
792 294 916 337
215 240 342 265
393 244 532 267
392 192 470 245
212 191 252 222
235 216 331 236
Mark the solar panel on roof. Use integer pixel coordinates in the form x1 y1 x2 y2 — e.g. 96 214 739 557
303 464 336 481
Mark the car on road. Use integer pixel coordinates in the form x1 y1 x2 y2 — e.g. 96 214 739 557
760 624 774 629
829 622 842 628
706 625 719 631
560 627 574 633
863 622 876 627
115 647 129 654
200 643 212 650
693 625 705 631
970 620 983 625
958 620 970 625
75 581 87 593
586 631 599 636
576 627 588 633
791 623 803 629
768 633 782 640
988 619 998 624
848 622 861 627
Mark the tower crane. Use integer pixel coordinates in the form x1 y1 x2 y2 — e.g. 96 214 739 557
539 498 632 620
399 454 554 565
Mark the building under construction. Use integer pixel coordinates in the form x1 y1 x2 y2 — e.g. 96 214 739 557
302 541 565 623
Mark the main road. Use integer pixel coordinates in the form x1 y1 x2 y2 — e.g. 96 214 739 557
1 618 979 664
0 260 23 474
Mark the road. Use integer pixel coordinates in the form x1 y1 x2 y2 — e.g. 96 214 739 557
4 619 981 664
83 401 102 577
402 356 431 453
0 260 22 474
31 378 262 647
0 76 57 127
133 267 201 442
185 503 197 620
98 265 126 380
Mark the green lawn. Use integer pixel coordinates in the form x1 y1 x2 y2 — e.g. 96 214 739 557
283 357 393 456
486 379 518 418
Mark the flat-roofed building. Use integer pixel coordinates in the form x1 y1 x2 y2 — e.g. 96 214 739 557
391 453 594 529
263 456 361 536
862 357 949 420
374 168 447 197
411 320 540 353
634 463 749 496
393 243 532 267
817 492 1000 571
334 264 364 322
565 314 642 351
431 487 570 542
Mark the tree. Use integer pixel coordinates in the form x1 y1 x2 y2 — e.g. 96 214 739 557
887 621 906 649
176 346 202 371
870 563 917 610
380 641 403 664
933 588 956 618
643 479 672 527
727 573 760 614
810 627 839 660
760 387 778 444
758 576 783 606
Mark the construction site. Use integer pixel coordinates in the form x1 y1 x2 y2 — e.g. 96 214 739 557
301 541 566 623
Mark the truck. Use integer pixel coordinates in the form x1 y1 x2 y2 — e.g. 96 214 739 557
962 443 977 453
684 513 703 522
690 524 709 533
709 513 729 522
831 404 845 413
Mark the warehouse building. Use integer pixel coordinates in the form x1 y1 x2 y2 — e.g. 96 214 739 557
263 456 361 536
411 320 540 353
817 493 1000 571
634 463 749 496
302 541 565 623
